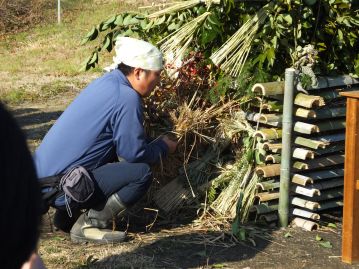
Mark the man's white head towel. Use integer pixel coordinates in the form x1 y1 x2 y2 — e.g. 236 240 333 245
104 37 163 72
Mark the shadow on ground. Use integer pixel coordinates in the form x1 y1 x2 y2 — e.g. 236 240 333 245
10 107 63 147
85 231 270 269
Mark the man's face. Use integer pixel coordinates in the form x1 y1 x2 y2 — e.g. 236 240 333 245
136 69 162 97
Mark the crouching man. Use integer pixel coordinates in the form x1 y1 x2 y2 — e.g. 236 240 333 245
33 37 177 244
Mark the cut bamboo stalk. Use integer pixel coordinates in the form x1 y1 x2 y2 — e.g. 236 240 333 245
246 112 282 127
293 148 315 160
292 217 318 231
254 128 282 141
292 174 314 186
312 198 343 211
262 142 282 153
295 108 316 118
252 203 279 214
295 119 346 134
295 107 346 119
311 187 343 202
294 93 325 108
251 81 284 96
265 154 281 164
292 208 320 220
259 213 278 222
294 133 345 149
292 185 320 197
293 154 345 170
291 197 320 210
294 122 319 134
256 180 280 191
294 137 329 149
256 192 280 202
256 164 281 178
311 177 343 190
297 75 359 91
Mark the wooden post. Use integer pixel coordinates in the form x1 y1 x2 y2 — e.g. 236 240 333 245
340 91 359 264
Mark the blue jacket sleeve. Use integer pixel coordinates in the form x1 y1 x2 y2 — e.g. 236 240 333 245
111 94 168 164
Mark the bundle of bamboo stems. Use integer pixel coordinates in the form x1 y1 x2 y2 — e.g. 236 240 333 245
210 3 273 77
159 12 211 64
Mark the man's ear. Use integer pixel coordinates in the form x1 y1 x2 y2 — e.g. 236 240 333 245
133 68 143 80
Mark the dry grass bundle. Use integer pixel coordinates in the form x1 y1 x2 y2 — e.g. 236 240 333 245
170 95 237 142
210 156 252 217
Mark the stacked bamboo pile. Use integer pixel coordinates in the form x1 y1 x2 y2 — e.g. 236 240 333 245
247 75 359 229
247 81 285 224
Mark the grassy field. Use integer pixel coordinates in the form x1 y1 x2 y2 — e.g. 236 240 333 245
0 0 134 104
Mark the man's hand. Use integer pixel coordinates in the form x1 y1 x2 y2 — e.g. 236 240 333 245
162 135 178 154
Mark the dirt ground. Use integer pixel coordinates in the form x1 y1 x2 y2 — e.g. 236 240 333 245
8 98 359 269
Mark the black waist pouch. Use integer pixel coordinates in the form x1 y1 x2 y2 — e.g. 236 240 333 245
60 166 95 203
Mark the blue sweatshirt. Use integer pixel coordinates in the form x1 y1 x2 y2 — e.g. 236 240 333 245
34 69 168 178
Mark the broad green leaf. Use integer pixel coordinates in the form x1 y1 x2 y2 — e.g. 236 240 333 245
140 19 147 30
319 241 332 248
284 232 292 238
123 28 134 37
129 17 140 25
80 37 89 45
104 15 116 25
208 14 221 26
123 14 133 26
85 27 97 38
197 6 206 15
88 28 99 41
102 35 112 51
327 223 337 229
343 18 351 27
155 15 166 25
302 21 312 28
88 52 98 65
200 29 217 45
283 14 292 25
178 13 185 21
168 22 180 31
99 23 110 31
144 20 154 31
338 29 343 41
114 15 123 26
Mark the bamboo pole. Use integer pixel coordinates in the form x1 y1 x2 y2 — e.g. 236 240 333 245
295 106 346 119
279 68 295 227
294 93 325 108
251 81 285 96
292 217 318 231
